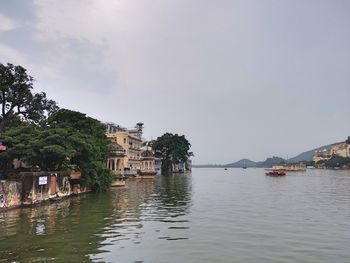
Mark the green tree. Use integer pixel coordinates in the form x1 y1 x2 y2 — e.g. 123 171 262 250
0 109 113 191
48 109 112 191
0 63 58 131
0 126 76 172
324 156 350 168
27 128 77 171
152 133 192 174
0 125 39 172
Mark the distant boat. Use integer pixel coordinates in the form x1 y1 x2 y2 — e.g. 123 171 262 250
224 168 228 170
265 169 286 176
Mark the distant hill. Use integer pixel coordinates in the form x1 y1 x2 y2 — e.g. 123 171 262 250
286 144 332 163
193 143 337 168
225 159 257 168
194 156 286 168
257 156 285 167
193 164 224 168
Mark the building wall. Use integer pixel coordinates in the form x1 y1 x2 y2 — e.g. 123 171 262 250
140 159 155 172
331 142 350 158
0 181 22 209
272 164 306 171
0 172 73 210
313 150 332 163
106 131 142 170
107 157 125 173
21 172 72 205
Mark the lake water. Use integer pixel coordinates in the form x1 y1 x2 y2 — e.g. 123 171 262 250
1 168 350 263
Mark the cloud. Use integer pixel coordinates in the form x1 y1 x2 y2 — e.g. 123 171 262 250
0 43 25 63
0 14 19 31
1 0 349 163
33 0 146 43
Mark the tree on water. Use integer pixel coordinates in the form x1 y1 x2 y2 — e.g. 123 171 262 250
0 63 58 131
152 133 192 174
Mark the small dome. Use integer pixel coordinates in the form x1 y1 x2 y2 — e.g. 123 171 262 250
141 150 154 157
108 142 124 151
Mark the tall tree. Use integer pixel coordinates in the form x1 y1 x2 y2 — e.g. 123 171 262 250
48 109 113 191
152 133 192 174
0 109 113 191
0 63 58 131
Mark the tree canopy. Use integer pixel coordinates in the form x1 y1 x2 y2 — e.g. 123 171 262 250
0 63 58 131
47 109 112 191
152 133 192 174
0 105 113 191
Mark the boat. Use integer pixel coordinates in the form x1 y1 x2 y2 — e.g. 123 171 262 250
242 166 247 169
265 169 286 176
224 168 227 170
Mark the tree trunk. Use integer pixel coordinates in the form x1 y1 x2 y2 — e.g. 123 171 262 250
161 160 172 175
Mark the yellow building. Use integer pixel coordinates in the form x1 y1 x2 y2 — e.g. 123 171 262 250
107 142 126 174
106 123 143 175
140 146 157 177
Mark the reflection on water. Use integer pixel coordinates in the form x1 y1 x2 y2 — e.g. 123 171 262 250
0 174 192 263
90 174 193 262
1 169 350 263
0 193 112 262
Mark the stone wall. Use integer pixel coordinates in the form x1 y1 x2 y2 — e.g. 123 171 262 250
0 180 22 209
272 164 306 171
0 171 74 210
21 172 72 205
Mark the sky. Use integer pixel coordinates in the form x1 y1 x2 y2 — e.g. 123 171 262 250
0 0 349 164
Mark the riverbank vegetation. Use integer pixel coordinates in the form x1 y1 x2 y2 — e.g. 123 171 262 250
0 63 112 191
316 156 350 169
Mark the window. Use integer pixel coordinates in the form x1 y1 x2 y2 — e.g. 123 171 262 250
124 138 127 144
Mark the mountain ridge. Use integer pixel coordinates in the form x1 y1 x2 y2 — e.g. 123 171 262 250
194 144 332 168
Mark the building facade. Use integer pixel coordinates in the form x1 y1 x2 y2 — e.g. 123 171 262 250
106 123 143 175
330 142 350 158
107 142 126 174
313 137 350 164
140 148 157 176
313 149 332 163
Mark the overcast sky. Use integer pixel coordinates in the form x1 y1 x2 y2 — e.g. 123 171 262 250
0 0 349 164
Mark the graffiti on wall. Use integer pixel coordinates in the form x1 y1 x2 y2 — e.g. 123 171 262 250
0 183 6 208
0 193 5 208
0 181 22 209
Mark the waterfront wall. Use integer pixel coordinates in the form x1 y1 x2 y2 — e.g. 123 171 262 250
272 164 306 171
21 172 72 205
0 171 87 210
0 180 22 209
